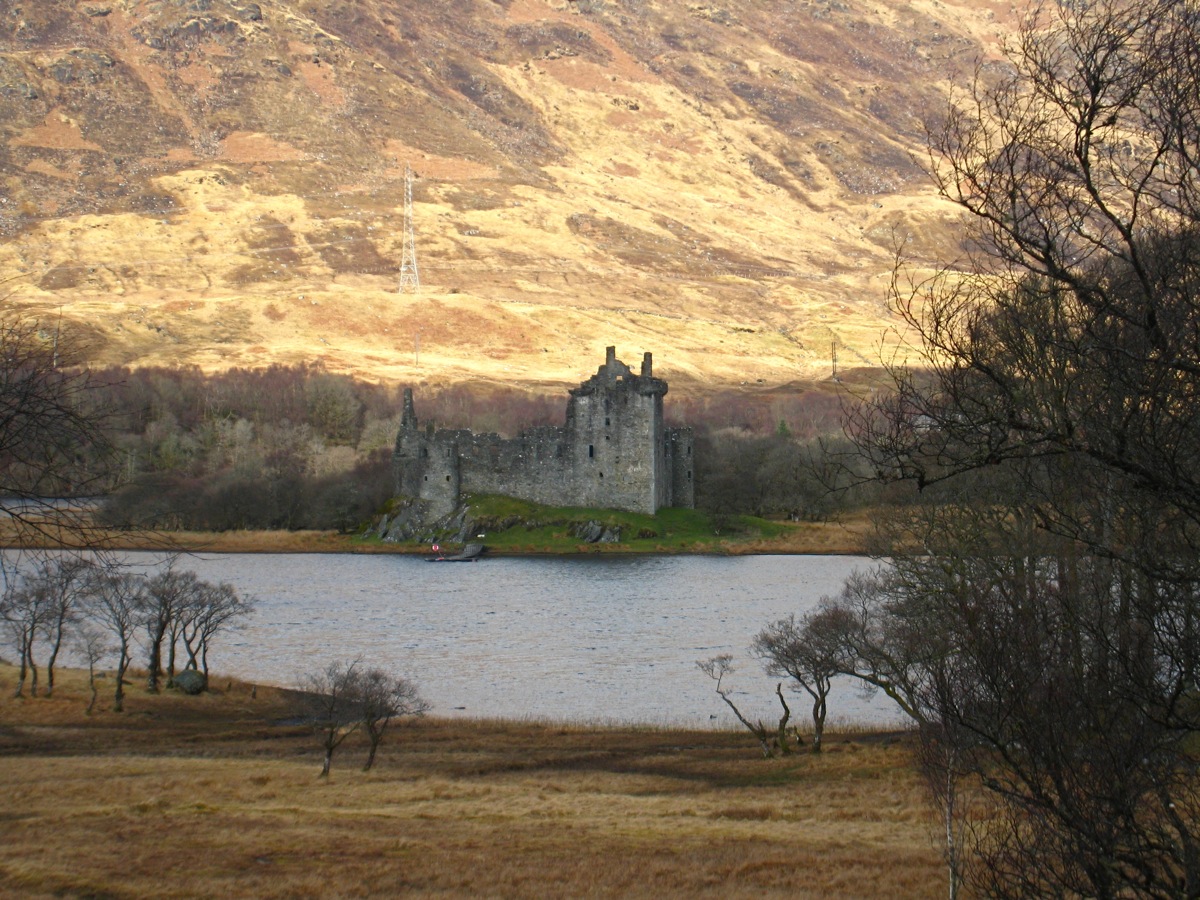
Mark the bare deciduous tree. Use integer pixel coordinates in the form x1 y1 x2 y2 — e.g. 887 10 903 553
178 580 253 682
1 578 49 698
915 717 976 900
143 566 196 693
697 654 795 758
73 622 112 715
85 569 147 713
298 659 364 778
840 0 1200 882
357 667 429 771
804 568 946 728
0 316 116 547
751 613 841 753
34 557 95 698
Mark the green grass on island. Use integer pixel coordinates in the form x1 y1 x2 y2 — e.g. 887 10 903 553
361 494 800 555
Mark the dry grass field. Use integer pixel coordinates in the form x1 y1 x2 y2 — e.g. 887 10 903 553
0 663 944 898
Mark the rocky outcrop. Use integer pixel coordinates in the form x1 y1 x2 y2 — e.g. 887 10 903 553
375 500 627 546
379 500 474 545
571 520 621 543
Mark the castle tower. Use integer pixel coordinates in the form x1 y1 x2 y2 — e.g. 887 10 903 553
393 388 460 518
392 388 423 499
565 346 669 514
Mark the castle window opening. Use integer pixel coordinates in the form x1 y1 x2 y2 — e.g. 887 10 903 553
589 445 594 458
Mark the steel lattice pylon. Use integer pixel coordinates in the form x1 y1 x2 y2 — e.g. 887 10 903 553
398 163 420 294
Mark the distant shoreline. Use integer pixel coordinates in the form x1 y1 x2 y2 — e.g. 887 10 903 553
1 519 871 557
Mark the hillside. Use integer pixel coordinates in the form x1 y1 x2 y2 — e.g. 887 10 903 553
0 0 1013 393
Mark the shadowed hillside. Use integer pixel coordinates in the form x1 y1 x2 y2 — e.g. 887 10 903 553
0 0 1013 392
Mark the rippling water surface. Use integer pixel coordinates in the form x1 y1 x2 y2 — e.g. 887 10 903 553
105 552 903 728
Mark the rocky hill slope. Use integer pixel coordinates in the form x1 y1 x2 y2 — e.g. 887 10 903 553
0 0 1012 393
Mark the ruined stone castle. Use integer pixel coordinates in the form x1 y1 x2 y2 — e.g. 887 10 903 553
393 347 694 517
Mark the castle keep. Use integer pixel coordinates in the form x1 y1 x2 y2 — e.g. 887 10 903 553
393 347 694 517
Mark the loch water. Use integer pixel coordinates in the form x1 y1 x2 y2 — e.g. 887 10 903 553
91 552 906 728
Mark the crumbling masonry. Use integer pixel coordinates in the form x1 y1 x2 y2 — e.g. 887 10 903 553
393 347 694 517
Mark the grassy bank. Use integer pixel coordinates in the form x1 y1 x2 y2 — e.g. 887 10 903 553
412 496 865 556
35 503 869 556
0 663 941 898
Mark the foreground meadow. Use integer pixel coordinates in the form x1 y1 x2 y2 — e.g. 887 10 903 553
0 664 943 898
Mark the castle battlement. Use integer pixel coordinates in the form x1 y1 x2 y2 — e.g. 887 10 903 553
393 347 694 517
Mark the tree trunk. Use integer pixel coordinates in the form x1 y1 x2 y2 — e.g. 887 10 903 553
14 645 28 698
45 633 64 698
773 683 794 755
86 660 98 715
944 757 959 900
363 739 379 772
812 693 827 754
718 690 773 757
114 641 129 713
321 748 333 778
363 721 388 771
147 629 164 693
166 634 178 688
182 627 200 672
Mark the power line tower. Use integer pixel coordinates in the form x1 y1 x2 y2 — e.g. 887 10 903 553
398 163 420 294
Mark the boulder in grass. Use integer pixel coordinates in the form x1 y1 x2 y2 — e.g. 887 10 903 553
573 520 604 542
174 669 207 695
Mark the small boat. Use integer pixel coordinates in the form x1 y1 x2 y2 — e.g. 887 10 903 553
425 542 485 562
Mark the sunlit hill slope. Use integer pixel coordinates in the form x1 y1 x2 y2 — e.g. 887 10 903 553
0 0 1013 395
